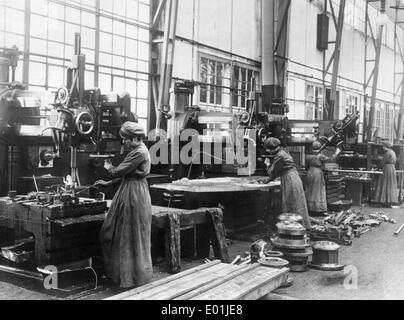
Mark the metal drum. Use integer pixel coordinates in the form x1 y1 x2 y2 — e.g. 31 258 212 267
281 247 313 272
309 241 344 271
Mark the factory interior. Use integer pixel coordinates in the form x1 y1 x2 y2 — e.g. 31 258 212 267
1 0 404 302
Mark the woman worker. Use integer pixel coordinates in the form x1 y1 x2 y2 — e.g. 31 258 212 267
263 138 311 229
373 141 398 207
95 121 153 288
305 141 329 215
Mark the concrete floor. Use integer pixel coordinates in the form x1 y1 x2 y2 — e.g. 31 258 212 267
0 205 403 300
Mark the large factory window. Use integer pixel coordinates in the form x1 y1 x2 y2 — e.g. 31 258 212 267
198 55 259 112
344 93 360 116
199 56 231 112
0 0 151 130
231 64 260 112
305 84 324 121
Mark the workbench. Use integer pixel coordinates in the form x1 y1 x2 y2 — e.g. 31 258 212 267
0 197 106 267
106 260 289 300
150 177 281 230
152 206 230 273
0 198 229 274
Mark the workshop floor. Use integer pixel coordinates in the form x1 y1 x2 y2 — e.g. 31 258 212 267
0 205 403 300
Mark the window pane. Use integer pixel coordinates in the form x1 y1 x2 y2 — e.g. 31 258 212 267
65 7 81 24
29 62 46 86
113 55 125 69
137 99 148 118
100 32 112 53
100 0 113 12
6 9 24 34
5 33 23 49
48 19 65 42
100 52 112 66
126 0 138 20
48 65 65 87
100 17 113 32
113 20 125 35
31 0 48 14
113 0 126 17
138 80 148 99
48 2 64 19
126 79 137 96
65 23 81 45
113 35 125 55
139 3 149 23
81 27 95 49
99 73 111 92
31 38 48 55
81 10 95 28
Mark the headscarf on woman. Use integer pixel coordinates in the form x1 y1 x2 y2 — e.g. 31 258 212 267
119 121 146 139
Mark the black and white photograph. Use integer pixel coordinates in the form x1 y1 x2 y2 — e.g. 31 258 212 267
0 0 404 305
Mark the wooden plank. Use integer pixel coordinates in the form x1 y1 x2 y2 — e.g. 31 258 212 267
105 260 221 300
174 264 259 300
32 206 49 267
152 208 208 229
191 267 289 300
45 201 107 220
128 263 240 300
165 212 181 274
207 208 230 263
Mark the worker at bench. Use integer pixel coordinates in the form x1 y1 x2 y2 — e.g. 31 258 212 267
96 121 153 288
261 137 311 229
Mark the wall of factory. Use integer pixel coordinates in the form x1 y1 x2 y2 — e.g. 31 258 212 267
170 0 262 113
287 0 403 142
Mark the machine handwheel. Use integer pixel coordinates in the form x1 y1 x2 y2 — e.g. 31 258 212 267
56 86 69 105
75 111 95 136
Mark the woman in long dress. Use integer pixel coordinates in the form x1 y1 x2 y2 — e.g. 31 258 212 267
96 121 153 288
305 141 329 215
263 138 311 229
374 141 398 207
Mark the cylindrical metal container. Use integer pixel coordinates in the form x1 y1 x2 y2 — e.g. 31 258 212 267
309 241 344 271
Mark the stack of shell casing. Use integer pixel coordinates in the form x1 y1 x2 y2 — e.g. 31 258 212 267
271 220 312 272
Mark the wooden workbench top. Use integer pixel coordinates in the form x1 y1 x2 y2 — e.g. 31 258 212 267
150 177 281 193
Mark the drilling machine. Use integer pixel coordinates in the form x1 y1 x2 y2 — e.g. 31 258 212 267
0 33 136 198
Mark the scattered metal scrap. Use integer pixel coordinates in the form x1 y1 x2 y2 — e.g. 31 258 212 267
309 210 396 245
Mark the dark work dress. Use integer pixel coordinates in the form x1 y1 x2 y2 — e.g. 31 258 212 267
305 154 328 213
374 149 398 205
100 142 153 288
267 149 311 229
